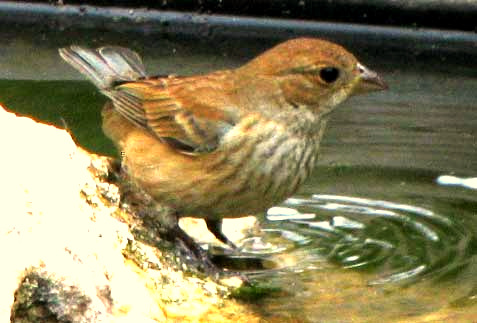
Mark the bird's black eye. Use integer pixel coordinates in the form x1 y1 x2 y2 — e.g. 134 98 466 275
319 67 340 83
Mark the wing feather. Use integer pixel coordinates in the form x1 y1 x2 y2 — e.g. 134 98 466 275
109 73 239 153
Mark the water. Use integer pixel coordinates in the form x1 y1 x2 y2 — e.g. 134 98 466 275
232 167 477 322
2 63 476 322
0 80 115 155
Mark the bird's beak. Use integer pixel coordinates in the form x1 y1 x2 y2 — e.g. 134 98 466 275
354 63 388 93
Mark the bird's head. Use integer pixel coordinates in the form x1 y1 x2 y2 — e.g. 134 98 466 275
240 38 388 113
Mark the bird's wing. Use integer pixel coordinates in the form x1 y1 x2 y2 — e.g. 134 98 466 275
107 72 239 154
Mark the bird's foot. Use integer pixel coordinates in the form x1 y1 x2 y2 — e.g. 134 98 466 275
168 225 250 283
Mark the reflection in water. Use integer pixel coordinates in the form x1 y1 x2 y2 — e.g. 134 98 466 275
236 184 477 322
248 193 474 287
437 175 477 190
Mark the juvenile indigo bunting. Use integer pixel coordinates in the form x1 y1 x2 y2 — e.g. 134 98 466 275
59 38 387 271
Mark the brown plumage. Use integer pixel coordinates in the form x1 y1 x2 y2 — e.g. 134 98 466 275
59 38 387 271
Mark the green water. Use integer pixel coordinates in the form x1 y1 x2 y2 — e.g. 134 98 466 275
0 80 114 155
3 79 477 322
240 167 477 322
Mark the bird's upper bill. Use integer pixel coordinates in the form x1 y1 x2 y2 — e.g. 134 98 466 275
354 63 388 93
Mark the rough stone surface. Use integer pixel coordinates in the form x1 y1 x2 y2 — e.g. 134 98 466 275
0 105 257 323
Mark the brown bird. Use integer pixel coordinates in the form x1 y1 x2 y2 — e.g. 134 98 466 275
59 38 387 271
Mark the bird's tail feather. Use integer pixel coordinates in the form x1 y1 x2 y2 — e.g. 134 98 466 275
58 46 147 90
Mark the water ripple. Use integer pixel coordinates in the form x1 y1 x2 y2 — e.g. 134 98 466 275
261 194 473 285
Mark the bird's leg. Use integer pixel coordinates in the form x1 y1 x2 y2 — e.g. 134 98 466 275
205 219 239 251
166 221 221 275
169 221 251 283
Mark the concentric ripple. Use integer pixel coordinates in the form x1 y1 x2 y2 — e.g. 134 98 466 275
255 194 476 285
